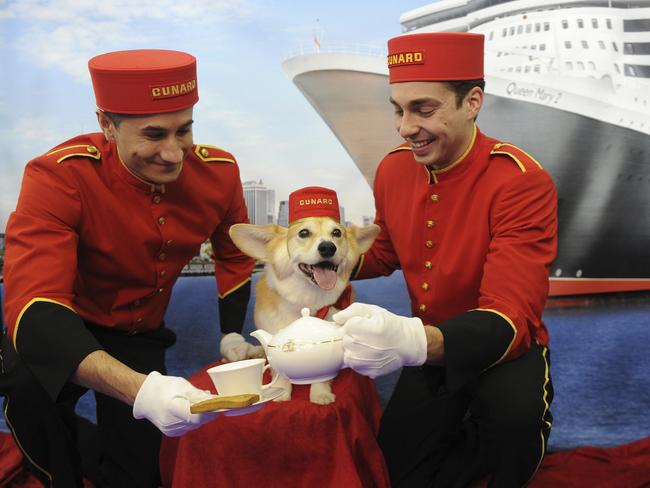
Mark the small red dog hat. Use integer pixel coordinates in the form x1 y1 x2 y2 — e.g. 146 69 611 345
288 186 340 224
387 32 484 83
88 49 198 114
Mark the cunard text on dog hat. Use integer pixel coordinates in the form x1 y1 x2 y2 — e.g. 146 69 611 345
289 186 340 224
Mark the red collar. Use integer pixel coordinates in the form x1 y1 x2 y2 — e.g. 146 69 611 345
315 284 352 320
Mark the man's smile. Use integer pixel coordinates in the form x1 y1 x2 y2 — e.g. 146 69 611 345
409 138 435 156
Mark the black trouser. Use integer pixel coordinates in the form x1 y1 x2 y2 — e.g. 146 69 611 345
0 324 176 488
378 342 553 488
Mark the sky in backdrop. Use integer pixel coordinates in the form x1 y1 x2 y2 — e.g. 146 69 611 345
0 0 429 230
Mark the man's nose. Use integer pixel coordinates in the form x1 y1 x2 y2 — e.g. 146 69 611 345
160 137 185 163
398 112 418 139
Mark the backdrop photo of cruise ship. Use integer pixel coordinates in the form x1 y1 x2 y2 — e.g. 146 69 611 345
282 0 650 296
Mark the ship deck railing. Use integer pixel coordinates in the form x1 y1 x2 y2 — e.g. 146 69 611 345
285 42 387 61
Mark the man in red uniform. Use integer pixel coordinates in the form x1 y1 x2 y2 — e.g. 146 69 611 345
0 50 256 487
334 33 557 487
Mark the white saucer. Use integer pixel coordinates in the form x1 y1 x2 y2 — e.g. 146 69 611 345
211 387 285 417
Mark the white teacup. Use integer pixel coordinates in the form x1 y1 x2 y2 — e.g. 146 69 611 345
207 358 278 397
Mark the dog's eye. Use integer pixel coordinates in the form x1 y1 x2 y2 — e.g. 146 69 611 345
298 229 310 238
332 228 342 238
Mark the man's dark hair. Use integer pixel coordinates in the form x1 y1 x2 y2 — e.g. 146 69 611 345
102 110 144 127
447 79 486 108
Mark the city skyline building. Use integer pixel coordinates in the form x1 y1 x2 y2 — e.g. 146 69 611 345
242 180 274 226
277 200 289 228
266 189 276 224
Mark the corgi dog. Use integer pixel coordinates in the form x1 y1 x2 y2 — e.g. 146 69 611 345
228 217 379 404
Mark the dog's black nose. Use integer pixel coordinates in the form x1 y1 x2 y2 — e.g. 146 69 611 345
318 241 337 258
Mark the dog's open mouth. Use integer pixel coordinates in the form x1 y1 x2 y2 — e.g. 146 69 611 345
299 261 339 290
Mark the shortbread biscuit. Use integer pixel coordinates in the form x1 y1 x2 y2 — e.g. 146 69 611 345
190 393 260 413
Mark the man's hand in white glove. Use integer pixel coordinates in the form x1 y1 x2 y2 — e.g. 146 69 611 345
333 303 428 378
133 371 218 437
220 332 264 362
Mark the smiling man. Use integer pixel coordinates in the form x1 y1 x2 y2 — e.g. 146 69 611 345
101 109 194 183
335 33 558 487
0 49 255 487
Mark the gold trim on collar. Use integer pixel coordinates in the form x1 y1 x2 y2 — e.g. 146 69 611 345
117 152 172 193
425 166 438 184
432 124 477 175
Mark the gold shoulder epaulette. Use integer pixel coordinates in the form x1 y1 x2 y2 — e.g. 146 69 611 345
490 143 543 173
387 145 412 155
194 144 236 163
45 144 101 164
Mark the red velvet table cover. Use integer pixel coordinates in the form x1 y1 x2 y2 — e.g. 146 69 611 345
160 364 390 488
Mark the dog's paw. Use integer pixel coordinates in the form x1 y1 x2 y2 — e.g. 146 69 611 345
273 389 293 402
220 332 258 362
272 376 292 402
247 345 266 359
309 382 336 405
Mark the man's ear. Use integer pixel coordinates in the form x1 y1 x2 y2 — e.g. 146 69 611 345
96 110 116 142
465 86 484 121
229 224 285 261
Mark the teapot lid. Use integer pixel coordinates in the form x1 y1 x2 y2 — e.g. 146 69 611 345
300 308 311 318
271 308 343 344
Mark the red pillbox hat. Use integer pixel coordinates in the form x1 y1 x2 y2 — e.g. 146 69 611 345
387 32 484 83
88 49 199 114
289 187 340 224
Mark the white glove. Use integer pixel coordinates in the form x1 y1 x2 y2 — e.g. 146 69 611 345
220 332 258 362
333 303 427 378
133 371 218 437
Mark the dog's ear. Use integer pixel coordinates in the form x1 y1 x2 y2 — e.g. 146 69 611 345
229 224 285 260
349 223 380 254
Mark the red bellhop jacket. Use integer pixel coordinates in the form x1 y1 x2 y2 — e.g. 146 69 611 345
3 133 255 399
356 126 558 390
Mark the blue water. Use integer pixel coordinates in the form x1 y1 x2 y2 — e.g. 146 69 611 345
2 274 649 452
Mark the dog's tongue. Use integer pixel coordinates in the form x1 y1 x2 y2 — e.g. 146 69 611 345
313 266 337 290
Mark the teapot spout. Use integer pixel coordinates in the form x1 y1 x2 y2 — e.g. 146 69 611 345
250 329 273 354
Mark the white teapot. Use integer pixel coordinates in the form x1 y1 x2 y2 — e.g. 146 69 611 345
250 308 345 384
